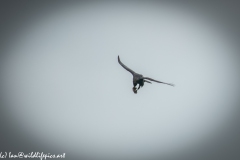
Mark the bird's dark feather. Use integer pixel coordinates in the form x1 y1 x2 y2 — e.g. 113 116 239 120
118 56 135 75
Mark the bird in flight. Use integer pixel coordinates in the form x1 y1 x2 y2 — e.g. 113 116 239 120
118 56 174 94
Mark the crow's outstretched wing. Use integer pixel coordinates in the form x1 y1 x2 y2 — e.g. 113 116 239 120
118 56 135 75
144 80 152 84
142 77 174 86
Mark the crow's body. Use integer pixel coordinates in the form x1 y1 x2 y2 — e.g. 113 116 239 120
118 56 174 94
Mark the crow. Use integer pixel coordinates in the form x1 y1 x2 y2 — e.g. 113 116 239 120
118 56 174 94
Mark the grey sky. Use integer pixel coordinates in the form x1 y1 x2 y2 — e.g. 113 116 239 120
1 1 240 160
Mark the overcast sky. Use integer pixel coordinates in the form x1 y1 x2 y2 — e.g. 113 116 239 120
1 1 240 160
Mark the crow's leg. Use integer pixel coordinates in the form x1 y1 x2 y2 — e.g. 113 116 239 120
132 83 137 94
137 84 141 90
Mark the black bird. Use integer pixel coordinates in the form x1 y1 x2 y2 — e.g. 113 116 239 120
118 56 174 94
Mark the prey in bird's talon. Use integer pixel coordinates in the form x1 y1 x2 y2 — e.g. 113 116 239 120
118 55 174 94
132 87 137 94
